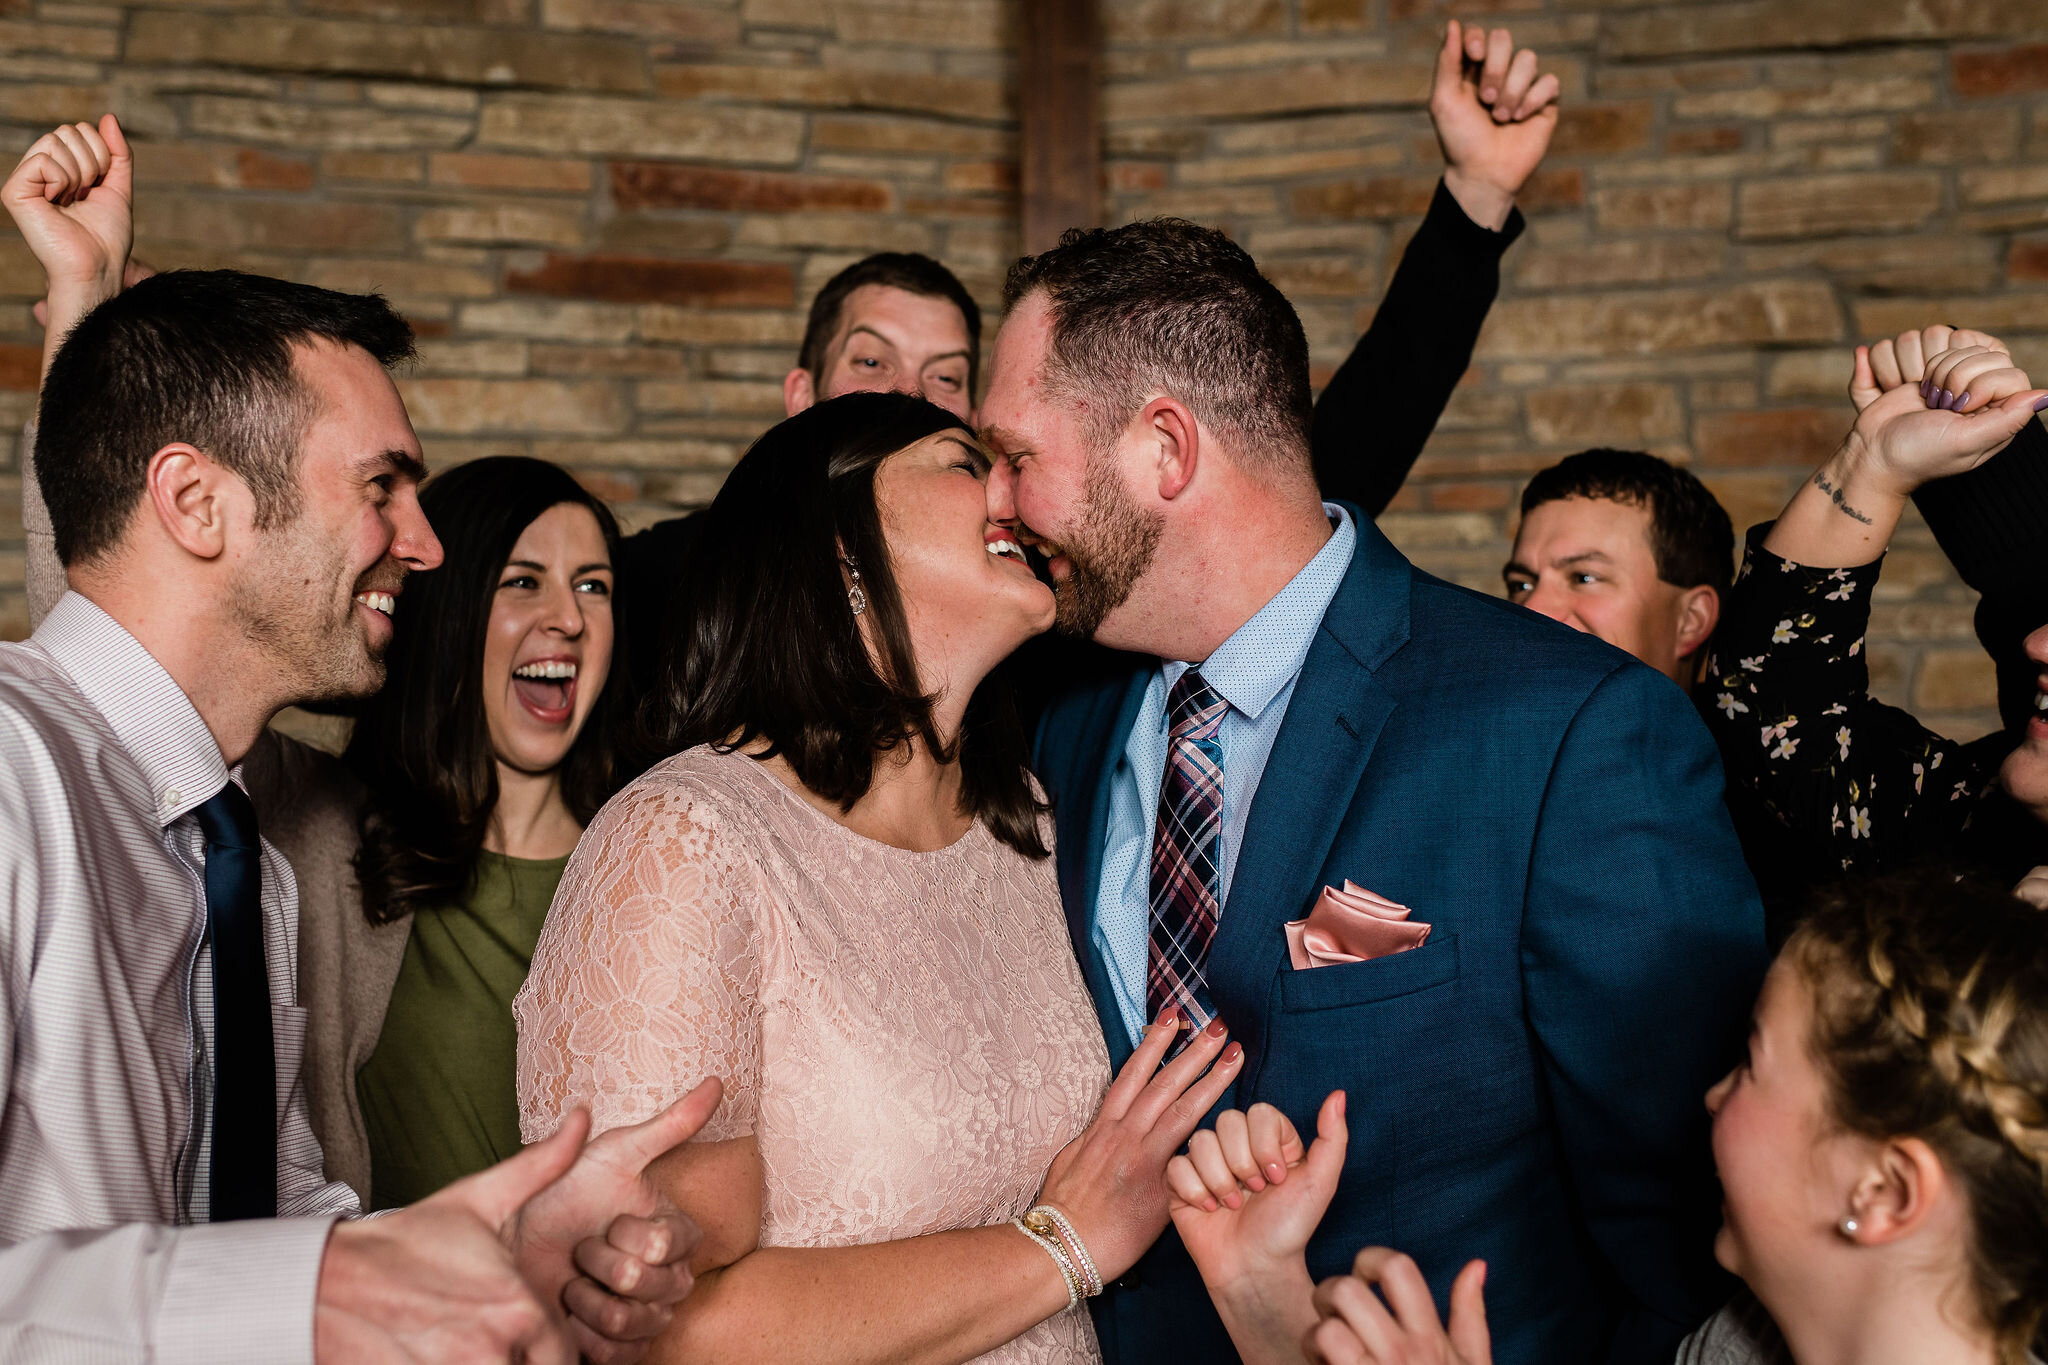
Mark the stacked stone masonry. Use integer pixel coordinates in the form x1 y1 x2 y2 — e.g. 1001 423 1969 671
1 0 2042 739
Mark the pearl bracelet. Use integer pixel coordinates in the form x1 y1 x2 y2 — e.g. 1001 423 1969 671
1011 1217 1081 1310
1023 1204 1103 1299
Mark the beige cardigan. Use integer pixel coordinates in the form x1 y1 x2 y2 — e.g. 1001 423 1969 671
22 425 409 1204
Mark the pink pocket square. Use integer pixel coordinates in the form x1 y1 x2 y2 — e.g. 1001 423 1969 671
1284 881 1432 969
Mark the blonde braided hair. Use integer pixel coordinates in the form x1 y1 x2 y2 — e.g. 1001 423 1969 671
1788 871 2048 1365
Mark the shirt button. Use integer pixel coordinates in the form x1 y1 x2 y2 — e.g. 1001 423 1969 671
162 788 181 809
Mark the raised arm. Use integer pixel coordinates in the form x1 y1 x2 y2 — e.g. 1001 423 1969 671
1702 364 2048 905
1852 324 2048 735
4 115 152 629
1768 346 2044 569
1311 21 1556 516
2 115 132 384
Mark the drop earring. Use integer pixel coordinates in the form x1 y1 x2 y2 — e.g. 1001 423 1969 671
844 555 867 616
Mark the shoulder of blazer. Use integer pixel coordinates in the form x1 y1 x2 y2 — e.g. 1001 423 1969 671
1034 650 1150 764
1324 512 1646 709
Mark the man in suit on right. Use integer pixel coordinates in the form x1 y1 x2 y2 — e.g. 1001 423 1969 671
980 213 1769 1364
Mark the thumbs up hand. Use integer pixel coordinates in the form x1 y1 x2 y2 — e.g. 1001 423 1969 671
1165 1092 1350 1365
512 1078 724 1363
315 1111 589 1364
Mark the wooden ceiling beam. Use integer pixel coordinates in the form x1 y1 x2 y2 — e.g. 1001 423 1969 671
1018 0 1101 257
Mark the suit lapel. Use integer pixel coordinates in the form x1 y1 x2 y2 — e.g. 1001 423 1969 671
1052 667 1151 1069
1211 647 1394 988
1210 514 1414 1015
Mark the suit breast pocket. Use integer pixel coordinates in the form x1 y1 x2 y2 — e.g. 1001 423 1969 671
1277 933 1460 1013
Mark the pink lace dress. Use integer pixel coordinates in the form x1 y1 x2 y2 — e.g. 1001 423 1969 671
515 746 1111 1363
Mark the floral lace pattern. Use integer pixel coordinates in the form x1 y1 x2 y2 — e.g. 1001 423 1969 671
515 746 1110 1363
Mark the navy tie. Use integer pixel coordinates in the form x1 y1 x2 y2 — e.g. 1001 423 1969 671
193 781 276 1221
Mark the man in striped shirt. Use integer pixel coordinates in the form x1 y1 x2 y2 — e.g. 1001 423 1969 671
0 117 714 1365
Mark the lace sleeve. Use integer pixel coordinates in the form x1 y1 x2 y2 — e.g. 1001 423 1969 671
514 772 765 1144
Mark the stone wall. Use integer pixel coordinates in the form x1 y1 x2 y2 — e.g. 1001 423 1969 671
2 0 2043 738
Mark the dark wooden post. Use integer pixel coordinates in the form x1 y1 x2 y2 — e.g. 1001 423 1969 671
1019 0 1101 256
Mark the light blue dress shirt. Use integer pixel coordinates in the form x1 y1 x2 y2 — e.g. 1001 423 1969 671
1091 504 1357 1047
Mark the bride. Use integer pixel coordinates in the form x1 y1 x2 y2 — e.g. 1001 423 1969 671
515 390 1245 1363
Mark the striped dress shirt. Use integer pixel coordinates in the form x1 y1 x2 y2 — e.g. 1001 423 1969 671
0 592 359 1363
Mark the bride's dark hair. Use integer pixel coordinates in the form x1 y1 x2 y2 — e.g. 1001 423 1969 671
644 390 1049 858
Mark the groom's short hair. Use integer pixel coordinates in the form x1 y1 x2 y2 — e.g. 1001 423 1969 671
1002 219 1313 475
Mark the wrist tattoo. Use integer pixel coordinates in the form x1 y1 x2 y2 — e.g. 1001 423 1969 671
1811 470 1874 525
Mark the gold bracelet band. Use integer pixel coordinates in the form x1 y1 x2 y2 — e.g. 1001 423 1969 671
1011 1217 1081 1310
1023 1205 1102 1298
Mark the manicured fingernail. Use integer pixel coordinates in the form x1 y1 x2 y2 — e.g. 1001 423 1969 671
1939 388 1954 409
1206 1017 1227 1038
1224 1042 1243 1063
2032 394 2048 411
1919 378 1932 400
1954 392 1970 410
1266 1161 1286 1182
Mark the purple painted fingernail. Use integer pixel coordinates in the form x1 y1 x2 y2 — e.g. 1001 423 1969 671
2032 394 2048 412
1939 388 1954 409
1954 392 1970 411
1920 378 1932 400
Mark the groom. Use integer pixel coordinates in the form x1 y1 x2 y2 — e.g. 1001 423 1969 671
981 230 1767 1365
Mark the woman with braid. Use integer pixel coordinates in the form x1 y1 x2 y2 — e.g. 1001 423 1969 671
1155 869 2048 1365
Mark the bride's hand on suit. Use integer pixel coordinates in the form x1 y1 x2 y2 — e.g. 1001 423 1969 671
1035 1010 1248 1284
1160 1091 1349 1365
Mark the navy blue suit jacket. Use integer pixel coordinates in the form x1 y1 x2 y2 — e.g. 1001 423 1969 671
1033 510 1768 1365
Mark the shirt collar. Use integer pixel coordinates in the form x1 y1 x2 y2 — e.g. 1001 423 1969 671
33 592 232 827
1161 503 1357 722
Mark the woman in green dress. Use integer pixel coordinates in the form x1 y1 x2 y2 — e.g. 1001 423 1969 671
349 455 634 1207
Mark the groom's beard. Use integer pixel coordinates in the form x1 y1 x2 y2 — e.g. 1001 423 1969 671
1053 452 1163 639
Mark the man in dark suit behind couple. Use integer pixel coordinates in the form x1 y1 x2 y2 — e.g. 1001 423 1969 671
980 218 1768 1365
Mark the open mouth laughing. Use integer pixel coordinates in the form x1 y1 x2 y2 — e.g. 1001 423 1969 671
986 534 1030 565
512 657 579 725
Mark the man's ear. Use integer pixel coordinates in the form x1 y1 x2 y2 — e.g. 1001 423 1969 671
1141 396 1199 501
143 443 235 561
1676 584 1721 662
784 366 817 417
1844 1136 1948 1247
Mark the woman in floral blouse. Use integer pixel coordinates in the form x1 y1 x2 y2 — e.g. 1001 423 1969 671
1703 330 2048 940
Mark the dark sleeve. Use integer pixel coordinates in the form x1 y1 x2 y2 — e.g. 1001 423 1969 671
1911 416 2048 733
614 512 709 699
1310 179 1525 518
1522 663 1767 1363
1699 526 2006 887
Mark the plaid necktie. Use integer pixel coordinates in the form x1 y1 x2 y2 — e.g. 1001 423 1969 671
1149 668 1227 1030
